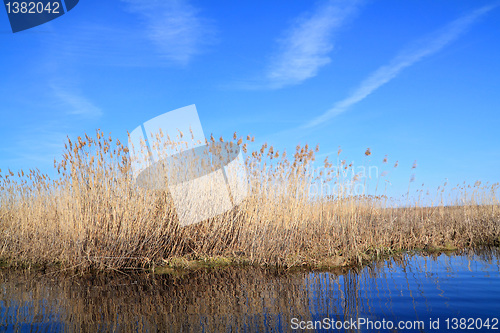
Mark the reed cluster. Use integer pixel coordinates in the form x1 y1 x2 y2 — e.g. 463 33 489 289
0 129 499 271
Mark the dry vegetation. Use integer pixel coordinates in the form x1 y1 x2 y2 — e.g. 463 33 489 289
0 129 499 272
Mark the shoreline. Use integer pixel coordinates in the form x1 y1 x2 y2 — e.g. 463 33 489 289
1 244 498 278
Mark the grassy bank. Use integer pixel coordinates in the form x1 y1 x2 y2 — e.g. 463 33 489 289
0 130 499 272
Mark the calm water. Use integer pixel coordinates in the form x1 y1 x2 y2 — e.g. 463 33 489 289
1 250 499 332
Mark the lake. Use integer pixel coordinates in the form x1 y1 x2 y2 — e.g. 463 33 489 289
1 249 499 332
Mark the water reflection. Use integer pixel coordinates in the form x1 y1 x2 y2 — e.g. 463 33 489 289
1 249 499 332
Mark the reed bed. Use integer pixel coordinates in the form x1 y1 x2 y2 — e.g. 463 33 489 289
0 129 499 272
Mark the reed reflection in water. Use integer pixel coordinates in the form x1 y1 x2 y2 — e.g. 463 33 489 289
1 250 499 332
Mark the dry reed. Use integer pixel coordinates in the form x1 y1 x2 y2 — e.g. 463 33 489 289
0 129 499 272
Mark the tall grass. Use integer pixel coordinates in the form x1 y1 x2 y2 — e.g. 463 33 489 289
0 129 499 271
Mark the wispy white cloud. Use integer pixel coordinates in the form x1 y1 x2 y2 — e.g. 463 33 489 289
266 0 360 89
39 0 214 67
305 4 497 128
122 0 215 66
51 84 102 118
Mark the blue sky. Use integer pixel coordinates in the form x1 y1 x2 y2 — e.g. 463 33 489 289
1 0 499 201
